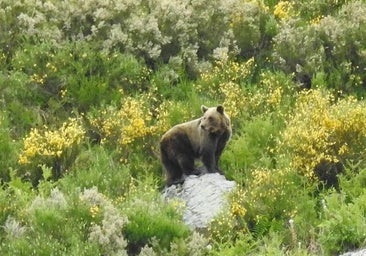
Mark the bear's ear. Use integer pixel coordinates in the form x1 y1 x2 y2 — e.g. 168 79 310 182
217 105 224 114
201 105 208 113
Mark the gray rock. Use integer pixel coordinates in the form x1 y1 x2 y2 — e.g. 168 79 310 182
162 173 236 229
340 249 366 256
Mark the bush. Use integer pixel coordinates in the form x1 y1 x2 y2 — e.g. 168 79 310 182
318 191 366 255
59 146 132 198
292 0 348 20
280 89 366 183
121 184 190 254
17 117 85 184
243 168 305 235
208 187 248 245
2 0 276 76
273 1 366 95
124 205 189 253
195 58 256 118
316 164 366 254
88 96 154 148
87 94 162 167
11 40 150 114
0 112 18 182
1 187 101 256
0 69 42 136
221 115 280 182
229 0 276 58
80 187 129 256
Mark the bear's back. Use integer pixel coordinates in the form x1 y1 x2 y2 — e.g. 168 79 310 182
161 118 202 154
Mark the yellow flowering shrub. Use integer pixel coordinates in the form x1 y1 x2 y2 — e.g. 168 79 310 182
245 168 298 222
245 71 293 116
281 89 366 180
197 64 292 119
209 187 248 243
209 212 238 243
152 100 174 134
274 1 295 20
18 118 85 182
218 81 246 118
88 92 185 164
88 91 197 164
18 118 85 165
215 167 303 239
229 187 247 219
196 58 255 118
30 73 47 85
200 58 255 87
209 169 300 244
89 96 155 148
309 15 324 25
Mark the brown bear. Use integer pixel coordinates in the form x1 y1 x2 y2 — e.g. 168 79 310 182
160 105 232 186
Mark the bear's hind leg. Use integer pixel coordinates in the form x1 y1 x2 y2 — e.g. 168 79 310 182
165 163 184 186
177 154 200 176
162 157 184 186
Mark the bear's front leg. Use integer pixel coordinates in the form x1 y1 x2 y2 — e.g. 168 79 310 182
201 149 216 173
192 167 203 175
193 166 209 175
200 135 219 173
214 130 231 172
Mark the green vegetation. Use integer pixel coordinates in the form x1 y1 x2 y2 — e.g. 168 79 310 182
1 0 366 255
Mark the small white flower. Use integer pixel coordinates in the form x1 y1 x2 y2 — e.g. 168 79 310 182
289 218 294 227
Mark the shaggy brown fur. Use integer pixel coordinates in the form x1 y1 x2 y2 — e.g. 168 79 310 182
160 105 232 186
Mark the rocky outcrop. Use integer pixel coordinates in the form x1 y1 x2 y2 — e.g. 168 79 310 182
162 173 236 229
340 249 366 256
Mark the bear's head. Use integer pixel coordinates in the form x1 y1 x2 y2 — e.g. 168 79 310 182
200 105 231 134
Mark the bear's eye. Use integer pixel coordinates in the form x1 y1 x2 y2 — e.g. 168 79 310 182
208 116 213 121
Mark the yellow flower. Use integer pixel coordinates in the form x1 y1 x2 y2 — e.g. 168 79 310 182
310 15 324 25
90 205 100 218
274 1 294 20
30 73 47 85
231 202 246 217
18 118 85 165
18 155 29 165
281 89 366 179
